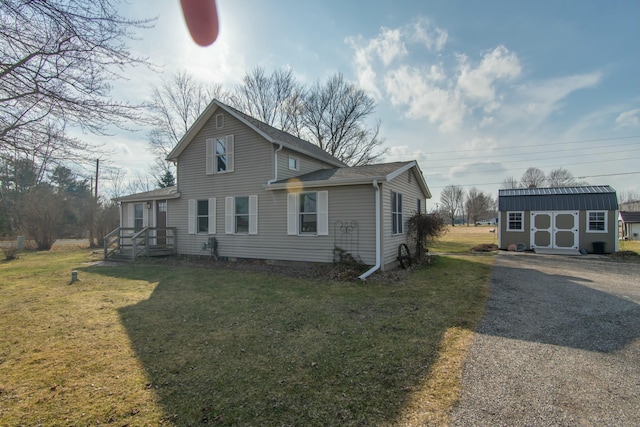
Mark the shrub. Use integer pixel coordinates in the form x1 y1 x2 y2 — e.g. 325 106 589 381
407 213 448 261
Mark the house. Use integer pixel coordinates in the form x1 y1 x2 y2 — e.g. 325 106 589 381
619 211 640 240
497 186 619 254
109 99 431 278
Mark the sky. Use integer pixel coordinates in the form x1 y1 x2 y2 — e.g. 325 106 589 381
95 0 640 205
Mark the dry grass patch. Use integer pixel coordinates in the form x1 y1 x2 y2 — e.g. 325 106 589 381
430 225 499 254
0 247 491 426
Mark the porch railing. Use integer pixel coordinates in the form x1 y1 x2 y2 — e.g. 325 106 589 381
104 227 177 261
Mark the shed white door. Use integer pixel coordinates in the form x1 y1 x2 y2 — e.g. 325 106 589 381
530 211 579 250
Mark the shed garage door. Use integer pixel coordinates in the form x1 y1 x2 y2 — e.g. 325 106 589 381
530 211 579 250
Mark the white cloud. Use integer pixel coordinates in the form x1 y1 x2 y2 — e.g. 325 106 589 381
385 145 428 162
384 66 466 132
615 109 640 129
456 46 521 103
410 18 448 52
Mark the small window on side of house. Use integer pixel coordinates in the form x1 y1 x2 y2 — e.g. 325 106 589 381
215 114 224 129
288 156 299 171
197 200 209 233
587 211 607 232
507 211 524 231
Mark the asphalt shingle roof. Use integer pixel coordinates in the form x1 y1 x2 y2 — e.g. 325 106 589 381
274 161 414 184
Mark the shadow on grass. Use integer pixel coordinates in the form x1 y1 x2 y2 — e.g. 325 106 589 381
482 255 640 353
85 257 489 426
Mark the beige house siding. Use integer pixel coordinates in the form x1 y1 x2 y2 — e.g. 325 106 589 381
276 147 331 181
381 169 428 270
168 111 376 264
498 211 530 249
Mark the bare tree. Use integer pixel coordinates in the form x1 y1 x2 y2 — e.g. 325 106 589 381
302 74 386 166
147 71 228 171
546 168 580 187
502 176 520 189
440 185 465 226
465 187 495 225
231 67 305 136
1 0 154 164
520 167 546 188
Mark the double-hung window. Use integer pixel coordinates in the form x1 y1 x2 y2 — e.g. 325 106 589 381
587 211 606 232
224 196 257 235
287 191 328 236
206 135 234 174
197 200 209 233
235 197 249 233
299 193 317 233
188 199 216 235
507 211 524 231
133 204 144 230
392 191 403 234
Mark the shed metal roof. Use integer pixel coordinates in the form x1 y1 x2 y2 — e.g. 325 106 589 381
498 186 618 211
619 211 640 223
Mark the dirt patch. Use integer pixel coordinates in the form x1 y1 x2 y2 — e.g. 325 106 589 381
471 243 498 252
608 250 640 262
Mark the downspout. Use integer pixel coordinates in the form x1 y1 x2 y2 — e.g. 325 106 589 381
267 144 284 185
359 180 381 280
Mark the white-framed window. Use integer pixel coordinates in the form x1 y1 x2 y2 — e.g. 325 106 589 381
134 203 144 230
188 198 216 235
287 191 328 236
288 156 299 171
206 135 234 174
417 199 422 214
391 191 403 234
215 113 224 129
225 196 257 235
507 211 524 231
587 211 607 233
299 193 317 233
197 200 208 233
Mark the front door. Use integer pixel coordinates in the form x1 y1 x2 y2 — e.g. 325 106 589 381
156 200 167 246
530 211 578 250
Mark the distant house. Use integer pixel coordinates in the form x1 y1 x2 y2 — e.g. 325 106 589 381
619 211 640 240
109 99 431 278
497 186 619 254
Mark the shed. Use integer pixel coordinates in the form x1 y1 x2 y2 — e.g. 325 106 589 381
498 186 619 254
619 211 640 241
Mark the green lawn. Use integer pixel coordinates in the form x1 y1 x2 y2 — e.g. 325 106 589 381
430 225 499 253
0 244 491 426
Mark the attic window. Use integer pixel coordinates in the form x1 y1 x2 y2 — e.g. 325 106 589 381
288 156 299 171
215 114 224 129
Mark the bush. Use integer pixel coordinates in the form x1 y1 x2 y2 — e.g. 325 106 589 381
407 213 448 261
2 243 19 261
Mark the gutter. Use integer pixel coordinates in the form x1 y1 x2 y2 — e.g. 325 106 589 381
267 144 284 185
359 180 381 280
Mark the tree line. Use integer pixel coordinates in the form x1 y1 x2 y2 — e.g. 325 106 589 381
0 1 384 246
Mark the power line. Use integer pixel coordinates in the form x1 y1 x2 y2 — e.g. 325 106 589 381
421 135 640 156
427 147 640 170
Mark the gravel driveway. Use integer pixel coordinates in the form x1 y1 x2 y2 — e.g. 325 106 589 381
450 252 640 426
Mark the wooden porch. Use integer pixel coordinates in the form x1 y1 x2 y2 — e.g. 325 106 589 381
104 227 177 262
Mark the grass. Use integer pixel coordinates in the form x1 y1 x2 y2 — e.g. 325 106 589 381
618 239 640 254
430 225 499 253
0 241 492 426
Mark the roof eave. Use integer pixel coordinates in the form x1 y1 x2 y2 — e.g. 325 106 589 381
266 176 386 190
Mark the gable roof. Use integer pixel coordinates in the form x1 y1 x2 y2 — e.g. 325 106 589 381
619 211 640 223
113 185 180 203
166 99 347 167
498 185 618 211
268 160 432 198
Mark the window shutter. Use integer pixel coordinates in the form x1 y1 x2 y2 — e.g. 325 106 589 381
188 199 196 234
317 191 328 236
226 135 234 173
127 204 134 228
249 195 258 235
225 196 234 234
206 138 214 175
208 198 216 234
287 193 298 235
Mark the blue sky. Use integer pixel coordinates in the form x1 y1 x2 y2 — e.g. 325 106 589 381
103 0 639 204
